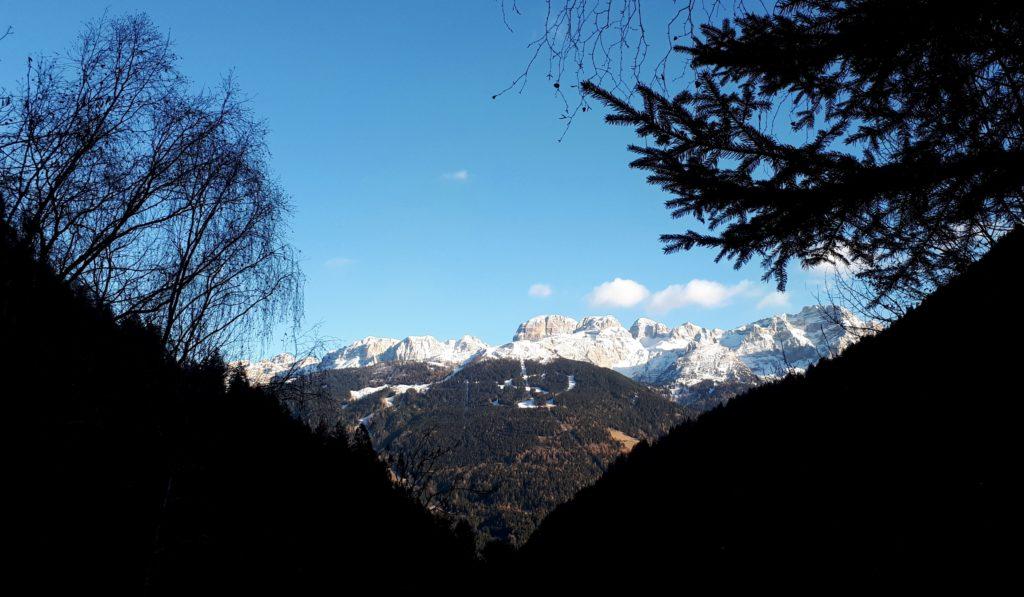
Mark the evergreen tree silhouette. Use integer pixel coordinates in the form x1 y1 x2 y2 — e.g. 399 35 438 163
584 0 1024 313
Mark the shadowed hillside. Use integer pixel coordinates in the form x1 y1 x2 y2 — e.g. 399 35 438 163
515 228 1022 587
2 225 477 594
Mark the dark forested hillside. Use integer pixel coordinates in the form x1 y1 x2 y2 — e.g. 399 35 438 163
2 226 477 594
281 358 691 545
515 228 1023 587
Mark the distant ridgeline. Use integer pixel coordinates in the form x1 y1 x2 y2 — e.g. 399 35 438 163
244 307 871 543
239 306 870 400
2 225 477 593
513 228 1024 587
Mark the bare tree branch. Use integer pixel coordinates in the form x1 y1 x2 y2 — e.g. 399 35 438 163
0 14 303 361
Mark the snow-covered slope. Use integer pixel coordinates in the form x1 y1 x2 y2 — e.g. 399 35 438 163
383 335 489 366
719 305 864 377
488 315 649 369
317 335 488 369
237 306 871 393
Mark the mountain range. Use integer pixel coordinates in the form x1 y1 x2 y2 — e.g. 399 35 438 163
236 305 870 401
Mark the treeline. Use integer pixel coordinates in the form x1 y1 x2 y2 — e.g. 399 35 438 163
3 224 478 593
513 227 1024 588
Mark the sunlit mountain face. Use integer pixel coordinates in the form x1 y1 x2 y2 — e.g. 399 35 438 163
237 305 871 400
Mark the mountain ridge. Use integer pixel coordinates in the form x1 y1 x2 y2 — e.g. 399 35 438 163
237 305 871 397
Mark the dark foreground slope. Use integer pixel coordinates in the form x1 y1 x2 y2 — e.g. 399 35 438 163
2 228 476 594
517 229 1023 587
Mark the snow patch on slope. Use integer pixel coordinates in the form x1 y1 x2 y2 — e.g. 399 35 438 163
349 383 431 401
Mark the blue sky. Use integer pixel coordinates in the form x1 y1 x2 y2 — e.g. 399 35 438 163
0 1 829 352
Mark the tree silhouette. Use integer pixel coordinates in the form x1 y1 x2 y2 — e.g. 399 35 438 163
0 14 302 361
494 1 747 139
583 0 1024 314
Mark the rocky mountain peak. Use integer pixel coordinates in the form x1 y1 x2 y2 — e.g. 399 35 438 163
319 336 400 369
269 353 296 365
630 317 671 342
513 315 579 341
455 335 489 349
575 315 624 334
379 335 486 366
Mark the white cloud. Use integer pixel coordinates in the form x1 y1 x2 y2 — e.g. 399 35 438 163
324 257 354 269
648 279 753 313
756 291 791 309
528 283 553 298
442 169 469 181
587 278 650 308
589 276 793 313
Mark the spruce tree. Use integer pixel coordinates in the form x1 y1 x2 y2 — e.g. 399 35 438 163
584 0 1024 312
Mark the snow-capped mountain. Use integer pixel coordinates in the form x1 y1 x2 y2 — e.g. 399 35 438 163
319 336 401 369
622 305 867 394
489 315 650 369
318 335 488 369
234 306 871 394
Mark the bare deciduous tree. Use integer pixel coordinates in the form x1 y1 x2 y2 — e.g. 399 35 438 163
0 14 302 361
495 1 740 138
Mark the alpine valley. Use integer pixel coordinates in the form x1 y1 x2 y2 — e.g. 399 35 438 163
235 306 870 543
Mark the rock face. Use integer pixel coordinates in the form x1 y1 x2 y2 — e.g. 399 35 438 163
381 335 488 366
629 318 672 345
240 306 871 393
320 336 401 369
513 315 579 341
489 315 649 369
